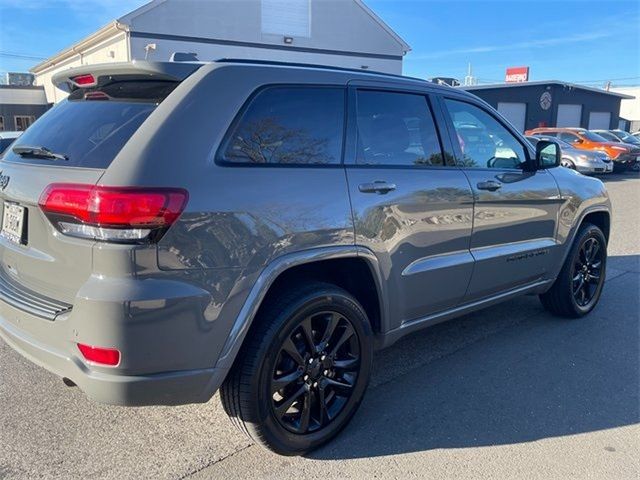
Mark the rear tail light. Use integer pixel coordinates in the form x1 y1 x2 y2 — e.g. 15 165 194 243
77 343 120 367
39 184 188 243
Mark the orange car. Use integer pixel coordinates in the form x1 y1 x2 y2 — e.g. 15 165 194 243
526 127 640 170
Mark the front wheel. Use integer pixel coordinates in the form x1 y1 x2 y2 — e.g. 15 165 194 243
540 223 607 318
561 158 576 170
220 282 373 455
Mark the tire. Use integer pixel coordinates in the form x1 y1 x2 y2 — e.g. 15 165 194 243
540 223 607 318
561 158 576 170
220 282 373 455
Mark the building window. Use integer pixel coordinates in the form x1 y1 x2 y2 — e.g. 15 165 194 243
0 116 4 131
14 115 35 131
261 0 311 38
220 86 345 165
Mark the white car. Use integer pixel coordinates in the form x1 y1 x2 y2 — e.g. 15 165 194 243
0 131 22 155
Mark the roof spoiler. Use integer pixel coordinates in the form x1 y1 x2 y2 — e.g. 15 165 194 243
52 60 204 92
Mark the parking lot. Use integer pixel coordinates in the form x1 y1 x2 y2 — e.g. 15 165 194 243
1 172 638 480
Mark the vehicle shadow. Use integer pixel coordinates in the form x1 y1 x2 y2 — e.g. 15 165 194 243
310 254 639 460
598 171 640 183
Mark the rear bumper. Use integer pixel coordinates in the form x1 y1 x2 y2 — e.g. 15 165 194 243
0 275 230 406
0 311 227 406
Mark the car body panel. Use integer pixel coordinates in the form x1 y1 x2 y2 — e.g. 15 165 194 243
0 61 612 406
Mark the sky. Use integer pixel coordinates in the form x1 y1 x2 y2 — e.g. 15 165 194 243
0 0 638 88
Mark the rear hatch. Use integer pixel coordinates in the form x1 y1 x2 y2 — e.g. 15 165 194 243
0 62 199 305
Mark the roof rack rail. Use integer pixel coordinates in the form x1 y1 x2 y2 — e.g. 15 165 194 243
213 58 428 83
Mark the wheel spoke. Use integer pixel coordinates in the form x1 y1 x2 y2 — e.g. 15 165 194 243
588 241 600 262
573 276 584 294
300 317 317 355
329 324 355 356
282 338 305 366
591 260 602 270
298 391 311 433
579 283 588 305
587 273 601 284
272 370 303 394
319 313 340 349
324 377 354 394
276 384 306 418
317 386 330 426
333 357 360 372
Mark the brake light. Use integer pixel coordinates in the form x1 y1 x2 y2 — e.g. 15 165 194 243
71 74 96 87
39 184 188 243
78 343 120 367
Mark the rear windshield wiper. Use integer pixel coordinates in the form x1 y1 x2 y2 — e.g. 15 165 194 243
12 145 68 161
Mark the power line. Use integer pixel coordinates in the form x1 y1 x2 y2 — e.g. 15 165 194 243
0 51 46 61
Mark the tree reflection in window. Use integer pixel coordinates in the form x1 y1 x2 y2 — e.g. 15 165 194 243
223 87 344 165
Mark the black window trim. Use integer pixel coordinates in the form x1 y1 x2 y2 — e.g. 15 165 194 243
215 83 348 169
439 94 537 172
343 85 458 170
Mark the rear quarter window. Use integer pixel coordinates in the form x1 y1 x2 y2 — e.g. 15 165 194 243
2 81 176 169
218 86 345 165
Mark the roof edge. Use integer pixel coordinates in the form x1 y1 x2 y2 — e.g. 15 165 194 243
462 80 635 99
30 21 128 74
354 0 411 53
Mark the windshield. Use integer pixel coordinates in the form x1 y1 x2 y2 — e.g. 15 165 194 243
615 131 640 144
579 131 609 142
2 81 176 169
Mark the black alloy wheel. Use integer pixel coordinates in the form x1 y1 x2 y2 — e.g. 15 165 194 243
571 237 604 308
221 282 373 455
540 223 607 318
271 311 360 434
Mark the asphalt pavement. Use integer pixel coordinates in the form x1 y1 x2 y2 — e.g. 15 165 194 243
1 172 638 480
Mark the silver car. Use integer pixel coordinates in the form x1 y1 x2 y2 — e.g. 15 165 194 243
0 59 611 455
527 135 613 174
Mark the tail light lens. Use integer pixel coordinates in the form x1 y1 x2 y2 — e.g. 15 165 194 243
39 184 188 243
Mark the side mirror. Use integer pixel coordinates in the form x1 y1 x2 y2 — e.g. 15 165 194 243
536 140 561 169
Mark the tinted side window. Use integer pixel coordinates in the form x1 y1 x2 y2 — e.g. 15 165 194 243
444 99 527 170
222 87 344 165
559 132 580 144
355 90 444 167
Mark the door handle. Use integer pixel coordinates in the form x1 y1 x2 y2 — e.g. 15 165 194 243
477 180 502 191
358 181 397 194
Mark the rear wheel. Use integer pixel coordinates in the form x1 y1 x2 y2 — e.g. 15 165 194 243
540 223 607 317
220 282 373 455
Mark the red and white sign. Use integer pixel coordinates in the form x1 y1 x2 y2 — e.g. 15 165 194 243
505 66 529 83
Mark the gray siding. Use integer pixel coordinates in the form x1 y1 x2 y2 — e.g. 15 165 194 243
466 84 622 131
0 104 49 131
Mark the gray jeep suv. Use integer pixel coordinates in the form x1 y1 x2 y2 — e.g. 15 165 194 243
0 59 611 455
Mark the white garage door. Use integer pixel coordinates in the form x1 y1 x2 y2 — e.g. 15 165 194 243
497 102 527 132
589 112 611 130
556 104 582 127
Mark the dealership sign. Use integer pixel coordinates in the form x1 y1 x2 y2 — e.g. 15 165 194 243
505 66 529 83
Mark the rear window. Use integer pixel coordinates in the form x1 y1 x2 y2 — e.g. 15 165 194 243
2 81 176 169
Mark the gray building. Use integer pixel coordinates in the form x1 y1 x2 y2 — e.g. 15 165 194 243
0 85 49 132
463 81 634 133
31 0 411 103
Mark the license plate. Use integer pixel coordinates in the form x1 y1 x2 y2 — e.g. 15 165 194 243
1 202 26 245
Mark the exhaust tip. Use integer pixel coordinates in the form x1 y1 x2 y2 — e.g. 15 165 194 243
62 377 77 387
